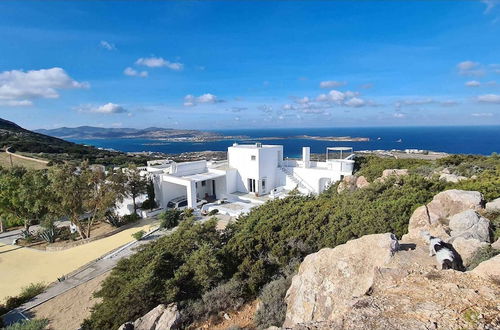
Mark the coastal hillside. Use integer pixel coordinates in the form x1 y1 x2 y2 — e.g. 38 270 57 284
81 154 500 329
35 126 222 140
0 118 150 165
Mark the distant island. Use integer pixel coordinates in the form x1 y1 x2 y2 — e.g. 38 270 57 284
36 126 370 143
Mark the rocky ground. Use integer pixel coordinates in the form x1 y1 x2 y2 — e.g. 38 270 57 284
284 189 500 330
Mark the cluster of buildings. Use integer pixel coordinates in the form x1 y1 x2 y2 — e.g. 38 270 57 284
119 143 355 217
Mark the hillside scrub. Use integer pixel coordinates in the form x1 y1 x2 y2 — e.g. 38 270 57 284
83 175 450 329
51 153 497 328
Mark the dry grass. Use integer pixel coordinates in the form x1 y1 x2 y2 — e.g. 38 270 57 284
0 152 48 170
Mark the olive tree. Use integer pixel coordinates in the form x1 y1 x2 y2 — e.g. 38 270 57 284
49 162 125 239
0 166 57 232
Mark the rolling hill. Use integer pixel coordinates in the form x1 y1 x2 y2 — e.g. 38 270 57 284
0 118 150 165
35 126 222 140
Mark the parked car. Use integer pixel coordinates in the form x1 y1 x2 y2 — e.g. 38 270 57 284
167 196 207 210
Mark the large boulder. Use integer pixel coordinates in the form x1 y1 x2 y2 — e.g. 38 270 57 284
492 238 500 250
451 237 489 267
355 176 370 189
337 175 358 193
284 235 500 329
448 210 490 243
404 190 484 241
486 197 500 213
472 254 500 281
283 233 399 327
120 304 180 330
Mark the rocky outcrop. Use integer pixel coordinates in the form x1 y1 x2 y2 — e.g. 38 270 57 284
403 189 485 242
492 238 500 250
439 173 467 183
486 197 500 213
355 176 369 189
337 175 358 193
373 169 409 183
284 234 500 329
337 175 370 193
472 254 500 280
283 233 399 327
448 210 490 243
119 304 180 330
451 237 489 267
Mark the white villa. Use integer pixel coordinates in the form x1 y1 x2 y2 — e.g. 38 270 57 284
134 143 355 216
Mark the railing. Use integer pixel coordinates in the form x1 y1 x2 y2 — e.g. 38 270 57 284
279 165 315 194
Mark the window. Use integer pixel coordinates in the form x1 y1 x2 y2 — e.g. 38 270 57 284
262 178 266 192
201 180 206 186
251 155 256 161
178 200 188 207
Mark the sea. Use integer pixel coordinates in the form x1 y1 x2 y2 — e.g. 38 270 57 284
67 126 500 158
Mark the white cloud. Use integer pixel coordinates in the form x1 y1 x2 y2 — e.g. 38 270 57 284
471 112 493 117
0 100 33 107
395 98 459 109
393 112 406 118
136 56 183 70
0 67 88 107
482 0 499 14
465 80 481 87
124 67 148 77
100 40 116 51
77 103 128 114
282 104 296 110
345 97 366 107
477 94 500 103
295 96 310 104
457 61 484 76
440 100 460 107
183 93 221 106
319 80 346 89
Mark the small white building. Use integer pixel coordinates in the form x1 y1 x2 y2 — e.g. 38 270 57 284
146 143 355 212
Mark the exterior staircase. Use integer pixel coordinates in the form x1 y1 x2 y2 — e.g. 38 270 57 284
279 165 315 194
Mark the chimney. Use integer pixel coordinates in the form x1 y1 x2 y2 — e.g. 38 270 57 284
302 147 310 168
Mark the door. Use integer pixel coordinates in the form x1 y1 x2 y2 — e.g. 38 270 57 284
248 178 256 193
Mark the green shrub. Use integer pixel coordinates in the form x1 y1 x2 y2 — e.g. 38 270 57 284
159 209 182 229
83 218 224 329
132 230 145 240
2 282 47 312
140 199 158 210
183 208 194 217
254 275 292 329
466 246 500 271
180 278 247 325
355 155 429 181
122 213 141 224
2 319 49 330
453 167 500 201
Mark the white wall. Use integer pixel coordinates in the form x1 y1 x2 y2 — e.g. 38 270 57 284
228 146 259 193
159 180 187 208
228 145 283 195
174 160 207 176
258 146 282 194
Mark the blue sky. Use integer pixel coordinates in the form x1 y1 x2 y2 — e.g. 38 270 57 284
1 0 500 130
